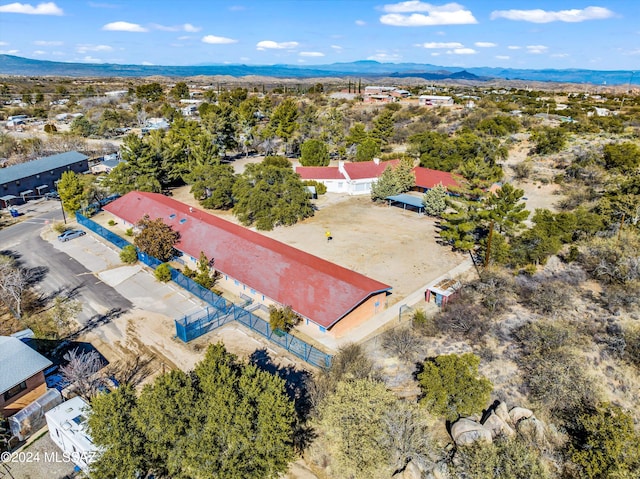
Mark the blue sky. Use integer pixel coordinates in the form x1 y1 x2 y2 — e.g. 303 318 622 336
0 1 638 70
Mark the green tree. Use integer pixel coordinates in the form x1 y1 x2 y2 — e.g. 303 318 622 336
531 126 568 154
120 245 138 264
169 81 190 100
422 183 448 217
233 160 314 230
70 116 94 137
417 353 493 421
370 160 415 202
355 137 381 162
186 252 219 290
300 138 330 166
346 122 368 146
187 163 237 210
134 215 181 262
154 263 172 282
602 142 640 171
268 305 301 333
370 109 395 146
570 403 640 479
57 170 84 213
318 379 396 479
201 101 238 157
483 183 530 237
270 98 299 150
136 82 164 102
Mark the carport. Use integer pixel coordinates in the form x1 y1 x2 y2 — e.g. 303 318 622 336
0 194 17 209
36 184 49 196
19 189 34 202
386 193 424 215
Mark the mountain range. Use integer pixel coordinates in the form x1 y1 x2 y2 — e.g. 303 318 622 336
0 54 637 86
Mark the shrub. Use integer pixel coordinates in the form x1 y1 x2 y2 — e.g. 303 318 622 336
125 228 133 236
412 309 438 336
119 245 138 264
108 219 116 226
302 180 327 195
52 222 69 233
154 263 172 282
269 305 301 333
381 327 421 360
44 123 57 133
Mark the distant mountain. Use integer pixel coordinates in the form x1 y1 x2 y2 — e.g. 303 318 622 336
0 54 637 86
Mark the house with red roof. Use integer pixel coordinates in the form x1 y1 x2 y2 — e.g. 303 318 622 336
296 159 462 196
104 192 392 338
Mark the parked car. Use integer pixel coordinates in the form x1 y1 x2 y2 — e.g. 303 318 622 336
45 191 60 200
57 229 86 242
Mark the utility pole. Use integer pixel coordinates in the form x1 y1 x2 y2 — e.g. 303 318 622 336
484 220 494 268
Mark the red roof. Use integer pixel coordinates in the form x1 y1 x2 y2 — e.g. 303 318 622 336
296 166 343 180
412 167 461 190
343 159 400 180
104 192 391 329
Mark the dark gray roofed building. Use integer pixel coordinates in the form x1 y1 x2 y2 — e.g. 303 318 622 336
0 151 89 205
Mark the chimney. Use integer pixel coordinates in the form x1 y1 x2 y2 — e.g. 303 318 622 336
373 157 380 165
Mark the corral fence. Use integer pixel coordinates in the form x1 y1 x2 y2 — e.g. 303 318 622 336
76 211 333 369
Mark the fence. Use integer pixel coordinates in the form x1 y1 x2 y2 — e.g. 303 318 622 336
76 212 333 369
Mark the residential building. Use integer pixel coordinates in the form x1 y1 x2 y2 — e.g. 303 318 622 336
0 151 89 206
418 95 454 106
0 336 53 417
45 397 98 472
104 192 392 337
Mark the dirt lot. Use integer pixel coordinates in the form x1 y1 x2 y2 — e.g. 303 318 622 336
170 186 467 305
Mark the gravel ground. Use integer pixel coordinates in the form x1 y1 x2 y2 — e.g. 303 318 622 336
1 431 80 479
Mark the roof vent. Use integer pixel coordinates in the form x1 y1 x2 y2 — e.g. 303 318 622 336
169 213 176 219
179 218 187 224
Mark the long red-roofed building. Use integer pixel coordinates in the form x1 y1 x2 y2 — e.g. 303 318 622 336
104 191 392 337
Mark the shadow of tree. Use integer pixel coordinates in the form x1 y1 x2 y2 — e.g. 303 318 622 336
249 348 317 452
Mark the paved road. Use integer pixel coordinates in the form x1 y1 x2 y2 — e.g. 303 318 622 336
0 200 132 324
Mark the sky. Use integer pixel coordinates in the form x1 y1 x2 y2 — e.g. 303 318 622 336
0 1 638 70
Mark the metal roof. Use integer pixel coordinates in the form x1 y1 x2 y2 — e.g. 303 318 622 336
342 159 400 180
296 166 343 180
0 336 52 393
412 167 461 190
386 193 424 209
0 151 88 184
104 192 392 328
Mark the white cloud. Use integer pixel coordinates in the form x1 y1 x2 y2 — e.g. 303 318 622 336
152 23 201 32
76 44 113 53
202 35 238 44
526 44 548 54
80 55 103 63
551 53 569 58
507 45 521 50
0 2 62 15
380 2 477 26
0 42 8 46
102 21 148 32
331 44 343 51
366 51 402 61
474 41 496 48
448 47 476 54
177 36 191 41
33 40 63 46
355 19 366 26
0 49 20 54
490 6 614 23
495 55 510 60
32 50 45 54
256 40 298 50
419 41 463 48
299 51 325 57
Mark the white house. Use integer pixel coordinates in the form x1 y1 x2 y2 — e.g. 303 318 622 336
418 95 454 106
45 396 99 473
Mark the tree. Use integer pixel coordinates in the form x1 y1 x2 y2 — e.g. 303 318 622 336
603 142 640 171
60 348 104 400
169 81 190 100
346 122 368 147
483 183 529 237
136 82 163 102
417 353 493 421
270 98 299 150
187 163 237 210
154 263 172 282
300 138 330 166
355 137 381 162
70 116 94 137
422 183 448 217
570 403 640 479
120 245 138 264
90 344 296 478
184 252 220 290
233 160 314 230
134 215 181 262
370 109 395 146
0 255 31 318
318 379 396 479
57 170 84 213
269 305 301 333
370 160 415 202
531 126 567 154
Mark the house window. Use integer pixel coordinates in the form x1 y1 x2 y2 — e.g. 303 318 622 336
3 381 27 401
234 280 239 286
250 288 255 295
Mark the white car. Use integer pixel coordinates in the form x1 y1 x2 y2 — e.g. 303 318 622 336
57 229 86 242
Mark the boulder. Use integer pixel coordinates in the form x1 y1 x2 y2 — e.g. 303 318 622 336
432 461 450 479
451 418 493 446
482 411 515 438
494 401 512 426
509 406 534 424
517 416 545 443
402 460 422 479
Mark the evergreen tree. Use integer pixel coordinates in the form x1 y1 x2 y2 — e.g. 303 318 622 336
187 163 237 210
300 138 330 166
422 183 448 217
57 171 84 213
482 183 530 237
370 109 395 145
355 137 381 162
